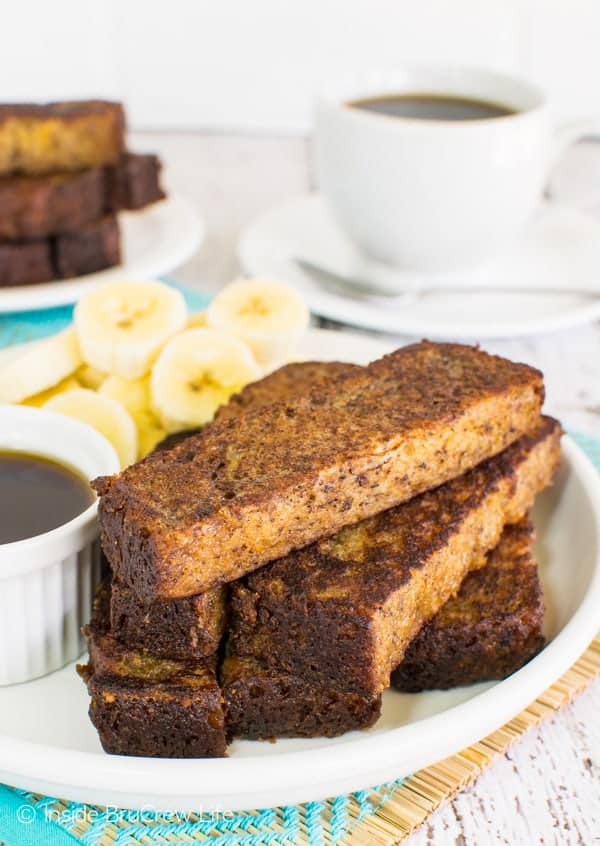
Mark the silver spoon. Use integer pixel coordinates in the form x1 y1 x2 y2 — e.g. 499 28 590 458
295 257 600 303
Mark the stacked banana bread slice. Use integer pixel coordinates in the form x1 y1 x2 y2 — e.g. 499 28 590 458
0 101 165 286
390 519 545 692
80 342 560 757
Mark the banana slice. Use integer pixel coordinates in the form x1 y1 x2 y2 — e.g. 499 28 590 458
136 409 168 459
206 278 309 367
76 363 108 390
22 376 80 407
44 388 137 468
100 374 150 414
74 280 188 380
151 328 260 432
0 328 82 404
100 375 166 459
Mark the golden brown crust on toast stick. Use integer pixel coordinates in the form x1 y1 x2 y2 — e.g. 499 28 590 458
95 342 544 600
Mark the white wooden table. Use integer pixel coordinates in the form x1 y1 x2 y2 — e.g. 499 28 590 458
135 131 600 845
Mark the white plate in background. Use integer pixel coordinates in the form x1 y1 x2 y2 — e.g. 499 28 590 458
238 194 600 339
0 194 204 313
0 329 598 813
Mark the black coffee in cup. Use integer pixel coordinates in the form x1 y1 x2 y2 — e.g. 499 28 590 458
347 93 514 121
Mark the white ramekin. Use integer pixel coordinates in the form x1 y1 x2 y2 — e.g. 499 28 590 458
0 405 119 685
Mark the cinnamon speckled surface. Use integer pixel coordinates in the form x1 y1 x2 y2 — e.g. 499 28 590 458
97 342 543 599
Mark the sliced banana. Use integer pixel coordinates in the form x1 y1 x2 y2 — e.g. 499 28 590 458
76 363 108 390
74 280 188 380
206 278 309 367
100 375 166 459
136 409 168 459
0 328 82 404
151 328 260 432
44 388 137 468
22 376 80 407
100 374 150 415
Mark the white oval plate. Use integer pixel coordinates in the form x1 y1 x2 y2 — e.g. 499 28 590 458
0 194 204 313
0 328 598 813
238 194 600 339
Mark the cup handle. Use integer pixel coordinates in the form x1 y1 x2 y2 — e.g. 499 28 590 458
552 117 600 167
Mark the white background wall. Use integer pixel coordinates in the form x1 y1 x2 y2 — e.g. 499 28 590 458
1 0 598 132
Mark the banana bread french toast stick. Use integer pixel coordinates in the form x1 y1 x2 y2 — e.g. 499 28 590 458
82 636 226 758
152 362 359 453
391 519 545 691
53 214 120 278
104 153 165 211
109 364 355 657
110 578 226 660
0 101 125 176
0 215 121 287
222 656 381 740
223 521 543 740
0 169 105 240
81 581 377 754
0 239 53 286
226 417 561 697
79 585 227 758
0 153 164 241
95 342 544 600
214 360 360 422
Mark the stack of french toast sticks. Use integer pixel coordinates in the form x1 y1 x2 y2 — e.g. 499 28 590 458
79 341 562 757
0 101 165 286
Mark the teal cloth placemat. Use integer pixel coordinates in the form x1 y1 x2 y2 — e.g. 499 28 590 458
0 781 402 846
0 292 597 845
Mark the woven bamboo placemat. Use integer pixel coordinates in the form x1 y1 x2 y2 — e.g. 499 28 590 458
342 635 600 845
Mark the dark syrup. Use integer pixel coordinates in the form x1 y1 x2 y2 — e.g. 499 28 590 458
0 451 94 543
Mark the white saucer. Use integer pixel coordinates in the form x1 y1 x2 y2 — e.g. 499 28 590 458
0 329 599 813
238 194 600 339
0 194 204 313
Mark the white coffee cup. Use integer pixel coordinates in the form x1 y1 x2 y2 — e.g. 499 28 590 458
315 66 598 272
